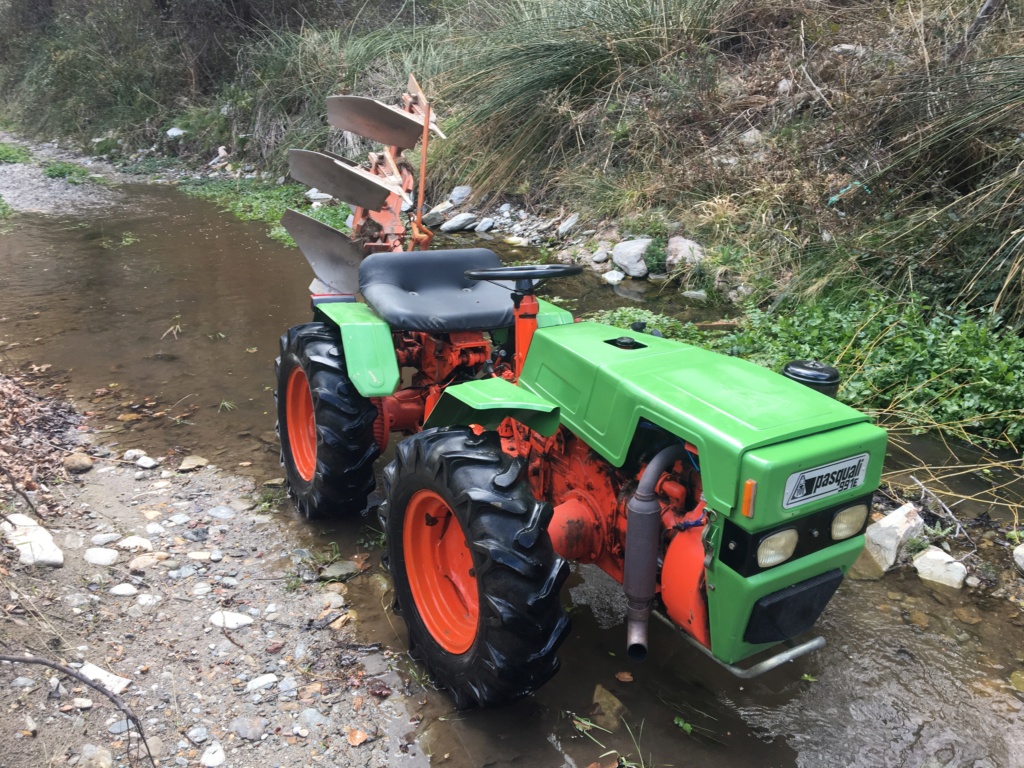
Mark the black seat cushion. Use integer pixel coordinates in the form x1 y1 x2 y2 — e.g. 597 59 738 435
359 248 514 332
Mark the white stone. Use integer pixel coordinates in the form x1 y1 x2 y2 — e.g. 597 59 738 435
80 744 113 768
84 547 119 566
557 213 580 237
602 270 626 285
448 185 472 205
135 456 159 470
913 546 967 589
611 239 651 277
136 594 161 608
209 611 253 629
739 128 763 147
117 536 153 551
777 78 793 96
122 449 146 461
145 522 165 535
475 218 495 233
665 237 706 271
91 533 121 546
109 583 138 596
166 127 186 139
591 249 610 264
1 514 64 567
1014 543 1024 575
78 663 132 695
245 673 279 692
864 503 924 572
179 455 209 472
200 742 226 767
74 697 94 709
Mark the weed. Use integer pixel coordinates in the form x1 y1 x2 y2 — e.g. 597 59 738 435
120 157 179 175
0 142 31 163
256 488 286 512
161 315 183 340
42 161 91 184
356 525 386 550
217 400 237 412
0 194 11 219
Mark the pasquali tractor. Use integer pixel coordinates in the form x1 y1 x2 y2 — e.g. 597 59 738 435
274 76 887 708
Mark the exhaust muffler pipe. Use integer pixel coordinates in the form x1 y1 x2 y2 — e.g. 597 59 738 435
623 444 686 662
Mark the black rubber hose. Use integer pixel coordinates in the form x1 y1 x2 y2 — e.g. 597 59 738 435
623 444 687 662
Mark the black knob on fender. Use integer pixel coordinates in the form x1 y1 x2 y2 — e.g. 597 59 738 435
782 359 841 398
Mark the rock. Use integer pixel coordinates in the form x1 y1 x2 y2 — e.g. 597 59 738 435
64 452 95 474
440 212 478 233
448 185 472 205
91 533 121 546
728 284 754 303
611 239 651 277
321 560 361 581
304 189 333 202
73 697 93 709
602 270 626 285
117 535 153 551
739 128 763 147
953 607 983 625
422 201 453 227
135 456 159 469
200 742 226 767
831 43 866 56
84 547 120 566
179 455 209 472
863 503 924 573
777 78 793 96
188 551 211 561
591 684 628 731
80 745 114 768
192 582 212 596
913 546 967 589
1011 670 1024 693
245 673 278 692
907 610 930 629
10 677 38 690
166 127 186 139
681 290 708 302
109 583 138 596
591 249 610 264
206 505 235 520
299 708 332 729
79 663 131 695
187 726 209 744
665 237 706 271
475 218 495 233
123 449 147 462
230 715 268 741
209 610 253 629
136 594 161 608
965 575 981 588
1 513 64 567
1014 544 1024 575
557 214 580 238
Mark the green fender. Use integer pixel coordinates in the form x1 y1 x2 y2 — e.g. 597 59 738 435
317 302 399 397
425 377 561 436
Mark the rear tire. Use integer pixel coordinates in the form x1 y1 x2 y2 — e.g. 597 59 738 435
276 323 379 519
381 427 570 709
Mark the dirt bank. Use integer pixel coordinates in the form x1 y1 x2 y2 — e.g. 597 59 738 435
1 372 426 768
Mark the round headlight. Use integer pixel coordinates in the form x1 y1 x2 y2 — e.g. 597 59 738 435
756 529 798 568
831 503 869 540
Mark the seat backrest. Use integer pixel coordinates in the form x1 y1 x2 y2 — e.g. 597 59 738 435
358 248 503 294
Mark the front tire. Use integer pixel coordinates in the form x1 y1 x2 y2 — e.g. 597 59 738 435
381 427 570 709
276 323 379 519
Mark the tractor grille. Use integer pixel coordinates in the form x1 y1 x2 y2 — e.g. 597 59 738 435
743 569 843 645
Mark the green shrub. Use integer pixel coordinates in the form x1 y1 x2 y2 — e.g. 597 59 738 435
42 161 92 184
590 295 1024 446
0 142 31 163
0 194 12 218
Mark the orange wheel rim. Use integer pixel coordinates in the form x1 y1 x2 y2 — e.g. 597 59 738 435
286 367 316 482
403 489 479 654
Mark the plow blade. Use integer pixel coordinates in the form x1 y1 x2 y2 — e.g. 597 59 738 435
281 209 364 295
289 149 402 211
327 96 428 149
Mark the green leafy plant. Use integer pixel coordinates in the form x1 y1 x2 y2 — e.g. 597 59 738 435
42 161 91 184
0 194 11 218
0 142 31 163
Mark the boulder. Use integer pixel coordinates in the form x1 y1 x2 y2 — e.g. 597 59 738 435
611 239 651 277
913 546 967 589
556 213 580 238
863 502 924 572
475 218 495 233
439 213 478 233
664 237 706 271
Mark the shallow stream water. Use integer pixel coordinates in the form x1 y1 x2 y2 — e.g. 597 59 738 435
1 186 1022 767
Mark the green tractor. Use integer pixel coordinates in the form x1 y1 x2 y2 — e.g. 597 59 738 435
275 77 887 709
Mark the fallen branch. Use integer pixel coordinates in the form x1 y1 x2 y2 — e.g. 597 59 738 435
0 654 157 768
0 463 36 518
910 475 978 561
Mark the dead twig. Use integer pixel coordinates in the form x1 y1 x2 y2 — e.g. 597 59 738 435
910 475 979 561
221 625 245 650
0 654 157 768
0 463 36 518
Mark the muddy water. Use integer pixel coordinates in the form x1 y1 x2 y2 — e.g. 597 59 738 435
2 188 1023 767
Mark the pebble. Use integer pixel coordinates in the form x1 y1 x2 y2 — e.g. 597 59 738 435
122 449 147 462
200 742 226 767
230 715 268 741
320 560 360 581
84 547 119 566
137 594 161 608
209 610 253 629
79 662 132 695
145 522 165 535
117 535 153 551
1 513 64 567
64 452 95 473
188 551 212 561
299 708 331 728
210 549 224 562
167 513 191 526
245 673 278 692
168 566 197 580
128 552 163 571
91 533 121 546
108 718 135 734
602 270 626 285
187 725 209 744
10 677 38 690
206 505 235 520
80 744 114 768
179 455 209 472
136 456 159 469
109 583 139 596
192 582 213 596
74 697 93 709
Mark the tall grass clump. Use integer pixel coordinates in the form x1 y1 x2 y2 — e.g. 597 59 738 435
429 0 739 196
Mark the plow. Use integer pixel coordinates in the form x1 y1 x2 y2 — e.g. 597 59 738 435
274 77 887 709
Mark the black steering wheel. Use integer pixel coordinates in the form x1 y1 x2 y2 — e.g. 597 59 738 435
464 264 583 281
